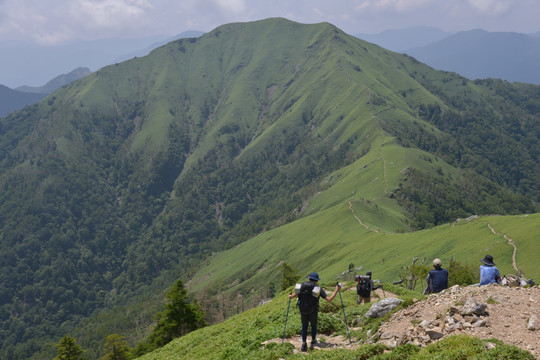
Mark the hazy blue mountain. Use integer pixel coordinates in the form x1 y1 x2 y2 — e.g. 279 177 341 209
16 67 92 94
407 29 540 84
114 30 205 62
0 35 168 88
355 26 453 52
0 84 46 117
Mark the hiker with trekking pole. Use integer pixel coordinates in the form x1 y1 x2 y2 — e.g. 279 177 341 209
356 271 383 304
288 272 340 352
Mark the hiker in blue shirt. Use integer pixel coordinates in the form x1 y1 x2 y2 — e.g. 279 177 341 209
425 258 449 293
479 255 501 286
289 272 339 352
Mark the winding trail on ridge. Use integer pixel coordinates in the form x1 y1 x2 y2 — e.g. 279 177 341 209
486 222 522 276
348 200 379 233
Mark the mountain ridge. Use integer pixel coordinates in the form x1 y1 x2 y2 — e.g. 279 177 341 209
0 18 538 359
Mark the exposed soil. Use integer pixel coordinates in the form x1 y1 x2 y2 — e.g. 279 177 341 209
266 286 540 358
378 284 540 358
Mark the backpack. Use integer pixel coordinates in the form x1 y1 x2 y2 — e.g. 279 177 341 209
297 281 319 314
356 276 371 298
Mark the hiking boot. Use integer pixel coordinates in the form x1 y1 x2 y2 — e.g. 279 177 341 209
301 342 308 352
310 339 317 349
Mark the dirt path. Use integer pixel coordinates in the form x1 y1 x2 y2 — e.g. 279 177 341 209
348 200 379 233
379 148 389 195
264 288 398 353
486 222 522 276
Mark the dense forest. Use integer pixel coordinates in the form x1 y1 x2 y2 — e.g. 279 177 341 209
0 18 539 359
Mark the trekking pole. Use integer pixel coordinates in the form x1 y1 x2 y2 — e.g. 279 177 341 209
282 295 292 343
336 282 351 341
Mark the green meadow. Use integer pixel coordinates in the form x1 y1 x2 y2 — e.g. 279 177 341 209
188 132 540 300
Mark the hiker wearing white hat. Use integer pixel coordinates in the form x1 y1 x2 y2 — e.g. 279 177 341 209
425 258 448 294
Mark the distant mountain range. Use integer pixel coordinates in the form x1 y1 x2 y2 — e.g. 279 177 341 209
0 31 205 117
406 29 540 84
0 67 91 117
0 85 46 117
356 27 540 84
16 66 92 94
0 31 204 88
355 26 453 53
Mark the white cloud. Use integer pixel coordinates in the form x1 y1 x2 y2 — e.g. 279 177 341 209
213 0 246 14
0 0 538 44
355 0 433 14
71 0 152 29
466 0 510 16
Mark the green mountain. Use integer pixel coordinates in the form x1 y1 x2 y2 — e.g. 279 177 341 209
0 18 539 359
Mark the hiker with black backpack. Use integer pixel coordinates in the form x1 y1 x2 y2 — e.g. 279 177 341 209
288 272 340 352
356 271 382 304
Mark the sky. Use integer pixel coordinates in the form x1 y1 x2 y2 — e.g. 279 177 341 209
0 0 539 45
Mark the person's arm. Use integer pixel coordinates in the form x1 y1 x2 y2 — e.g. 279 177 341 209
288 293 298 299
324 285 340 302
371 280 381 290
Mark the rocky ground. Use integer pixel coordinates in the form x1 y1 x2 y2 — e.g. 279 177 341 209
266 286 540 358
376 284 540 358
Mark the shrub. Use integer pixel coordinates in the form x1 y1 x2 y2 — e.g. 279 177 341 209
448 258 477 286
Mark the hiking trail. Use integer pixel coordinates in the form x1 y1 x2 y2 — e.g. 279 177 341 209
268 286 540 358
348 200 379 233
486 222 522 276
265 289 394 353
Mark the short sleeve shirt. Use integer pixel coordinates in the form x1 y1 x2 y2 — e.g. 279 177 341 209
320 288 327 299
479 265 500 285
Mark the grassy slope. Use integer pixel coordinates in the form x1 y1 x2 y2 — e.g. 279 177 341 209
188 128 540 300
137 284 412 360
137 284 534 360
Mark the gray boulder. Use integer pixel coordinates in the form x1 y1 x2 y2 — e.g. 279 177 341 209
365 298 403 318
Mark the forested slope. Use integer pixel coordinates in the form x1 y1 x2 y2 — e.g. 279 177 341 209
0 18 538 358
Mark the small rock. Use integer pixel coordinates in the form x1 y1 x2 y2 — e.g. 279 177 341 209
461 298 487 316
472 319 487 327
448 306 460 315
426 329 444 340
528 315 538 331
419 319 432 329
489 294 507 303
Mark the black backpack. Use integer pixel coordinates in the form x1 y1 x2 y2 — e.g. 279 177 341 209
297 281 319 314
356 276 371 298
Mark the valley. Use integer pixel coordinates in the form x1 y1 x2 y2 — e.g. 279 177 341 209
0 18 538 359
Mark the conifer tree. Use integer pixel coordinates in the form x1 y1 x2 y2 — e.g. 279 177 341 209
280 262 300 291
136 279 206 355
101 334 131 360
54 335 85 360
